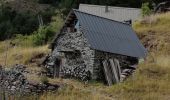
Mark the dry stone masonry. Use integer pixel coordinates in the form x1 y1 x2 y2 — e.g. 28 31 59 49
45 32 95 81
0 64 59 96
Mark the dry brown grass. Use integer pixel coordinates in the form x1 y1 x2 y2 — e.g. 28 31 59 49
0 43 50 67
37 60 170 100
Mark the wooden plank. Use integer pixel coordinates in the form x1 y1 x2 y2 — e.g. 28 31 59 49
114 59 121 80
53 64 57 78
109 59 119 83
102 60 112 86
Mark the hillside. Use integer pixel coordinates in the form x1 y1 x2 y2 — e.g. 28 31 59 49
134 13 170 67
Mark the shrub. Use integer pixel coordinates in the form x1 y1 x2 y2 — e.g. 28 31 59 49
142 2 152 17
7 13 63 47
32 26 54 46
40 76 49 84
32 15 64 46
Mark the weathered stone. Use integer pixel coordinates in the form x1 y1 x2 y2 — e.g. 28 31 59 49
11 86 16 91
47 86 56 90
45 32 94 81
0 64 60 96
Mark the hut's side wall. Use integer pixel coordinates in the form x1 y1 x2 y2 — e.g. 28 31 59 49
55 31 95 81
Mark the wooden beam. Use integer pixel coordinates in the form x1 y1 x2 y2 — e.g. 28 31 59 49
53 64 57 78
114 59 121 80
102 60 112 86
109 59 119 83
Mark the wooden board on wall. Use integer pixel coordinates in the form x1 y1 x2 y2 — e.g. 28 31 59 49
102 59 121 85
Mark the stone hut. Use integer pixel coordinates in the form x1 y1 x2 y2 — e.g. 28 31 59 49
45 9 147 85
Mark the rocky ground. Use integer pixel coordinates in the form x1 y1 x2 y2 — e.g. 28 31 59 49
0 64 59 96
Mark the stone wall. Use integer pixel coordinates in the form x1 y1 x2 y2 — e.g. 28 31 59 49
46 32 95 81
0 64 59 95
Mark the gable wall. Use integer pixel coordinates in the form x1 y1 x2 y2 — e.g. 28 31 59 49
55 31 95 81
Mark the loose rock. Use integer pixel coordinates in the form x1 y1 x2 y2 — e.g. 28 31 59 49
0 64 59 96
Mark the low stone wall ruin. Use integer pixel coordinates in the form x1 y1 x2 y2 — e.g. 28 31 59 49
0 64 59 96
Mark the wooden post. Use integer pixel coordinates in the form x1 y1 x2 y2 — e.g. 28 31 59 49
53 64 57 78
114 59 121 80
102 60 112 86
109 59 120 83
109 59 119 83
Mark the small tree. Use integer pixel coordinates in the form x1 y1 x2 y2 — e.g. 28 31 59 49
33 26 53 46
142 2 152 17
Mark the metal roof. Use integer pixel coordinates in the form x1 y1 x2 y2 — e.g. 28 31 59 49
73 9 147 58
79 4 141 22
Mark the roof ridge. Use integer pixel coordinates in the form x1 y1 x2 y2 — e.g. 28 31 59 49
73 9 131 26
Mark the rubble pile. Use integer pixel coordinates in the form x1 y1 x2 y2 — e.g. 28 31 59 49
0 64 59 95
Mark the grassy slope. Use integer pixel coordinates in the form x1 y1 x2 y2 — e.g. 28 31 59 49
0 12 170 100
134 13 170 68
0 41 49 66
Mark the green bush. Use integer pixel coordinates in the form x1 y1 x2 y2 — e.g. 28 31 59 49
142 2 152 17
33 26 54 46
40 76 49 84
32 14 64 46
9 13 63 47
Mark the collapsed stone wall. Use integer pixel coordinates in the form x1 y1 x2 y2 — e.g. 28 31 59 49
45 32 95 81
0 64 59 96
93 51 139 81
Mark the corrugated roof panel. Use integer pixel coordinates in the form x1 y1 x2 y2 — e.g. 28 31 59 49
73 9 147 58
87 32 143 57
